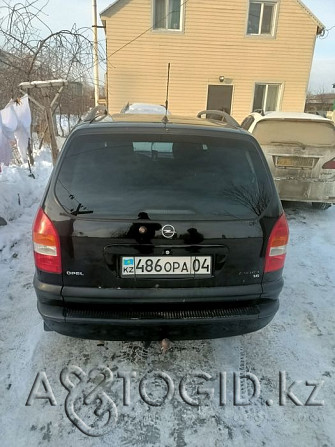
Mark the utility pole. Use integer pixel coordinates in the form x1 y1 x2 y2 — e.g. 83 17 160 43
92 0 100 106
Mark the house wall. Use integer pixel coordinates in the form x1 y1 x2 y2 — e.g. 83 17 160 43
101 0 318 122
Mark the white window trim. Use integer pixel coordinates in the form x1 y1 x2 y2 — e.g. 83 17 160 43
247 1 278 37
152 0 185 32
252 82 282 112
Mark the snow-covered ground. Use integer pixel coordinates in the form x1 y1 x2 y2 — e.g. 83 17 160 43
0 151 334 446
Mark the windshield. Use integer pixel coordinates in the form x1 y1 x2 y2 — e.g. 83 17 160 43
253 120 335 146
55 133 272 220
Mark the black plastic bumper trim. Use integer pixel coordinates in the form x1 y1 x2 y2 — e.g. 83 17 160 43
38 299 279 340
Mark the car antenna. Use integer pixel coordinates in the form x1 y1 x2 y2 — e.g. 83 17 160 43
162 62 170 124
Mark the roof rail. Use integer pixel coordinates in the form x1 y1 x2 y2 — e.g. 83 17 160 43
82 105 109 123
197 110 240 128
120 102 130 113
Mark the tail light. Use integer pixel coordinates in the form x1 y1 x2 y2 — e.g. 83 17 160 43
264 213 289 273
322 158 335 169
32 208 62 274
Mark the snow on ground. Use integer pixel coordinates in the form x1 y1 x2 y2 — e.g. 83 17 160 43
0 152 334 446
56 115 80 138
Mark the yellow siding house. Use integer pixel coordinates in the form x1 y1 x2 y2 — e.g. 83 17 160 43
100 0 324 122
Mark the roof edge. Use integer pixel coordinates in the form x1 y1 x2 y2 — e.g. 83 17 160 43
100 0 122 17
296 0 325 34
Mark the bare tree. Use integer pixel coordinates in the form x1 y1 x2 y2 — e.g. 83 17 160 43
0 0 104 148
222 182 271 216
57 82 95 137
305 86 333 115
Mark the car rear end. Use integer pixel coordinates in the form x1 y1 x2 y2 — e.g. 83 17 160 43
252 117 335 205
33 117 288 340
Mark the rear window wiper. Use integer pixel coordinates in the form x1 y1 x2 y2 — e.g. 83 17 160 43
70 203 94 216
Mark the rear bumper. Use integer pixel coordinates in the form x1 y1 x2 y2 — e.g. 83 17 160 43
34 276 283 340
274 177 335 203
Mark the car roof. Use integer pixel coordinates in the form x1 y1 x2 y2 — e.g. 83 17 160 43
75 113 246 134
250 111 333 123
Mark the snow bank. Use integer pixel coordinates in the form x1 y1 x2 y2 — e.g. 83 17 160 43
56 114 80 137
0 148 53 223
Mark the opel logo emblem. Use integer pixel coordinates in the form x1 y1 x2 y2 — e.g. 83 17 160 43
162 224 175 239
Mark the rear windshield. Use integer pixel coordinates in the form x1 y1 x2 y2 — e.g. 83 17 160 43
55 133 272 220
253 120 335 146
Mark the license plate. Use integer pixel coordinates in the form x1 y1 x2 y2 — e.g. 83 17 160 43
121 256 212 277
275 156 316 168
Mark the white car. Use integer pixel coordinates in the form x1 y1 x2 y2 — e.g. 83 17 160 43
241 112 335 209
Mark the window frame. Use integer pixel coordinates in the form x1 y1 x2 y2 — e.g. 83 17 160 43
152 0 184 32
247 1 278 37
252 83 282 113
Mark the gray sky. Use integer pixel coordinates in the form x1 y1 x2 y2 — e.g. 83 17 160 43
41 0 335 92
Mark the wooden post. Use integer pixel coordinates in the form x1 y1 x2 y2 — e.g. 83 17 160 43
45 107 59 165
19 80 68 165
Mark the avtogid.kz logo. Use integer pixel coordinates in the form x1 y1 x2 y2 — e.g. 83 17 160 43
26 366 325 437
27 365 118 437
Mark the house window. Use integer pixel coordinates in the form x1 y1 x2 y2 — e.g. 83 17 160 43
253 83 281 112
247 1 277 35
153 0 182 30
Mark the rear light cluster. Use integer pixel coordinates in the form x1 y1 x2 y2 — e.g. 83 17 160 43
322 158 335 169
32 208 62 274
265 214 289 273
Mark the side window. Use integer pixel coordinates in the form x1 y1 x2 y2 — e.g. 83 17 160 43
241 116 255 130
247 1 278 36
153 0 183 31
252 83 281 112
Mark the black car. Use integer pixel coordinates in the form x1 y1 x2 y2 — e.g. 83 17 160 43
32 109 289 340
